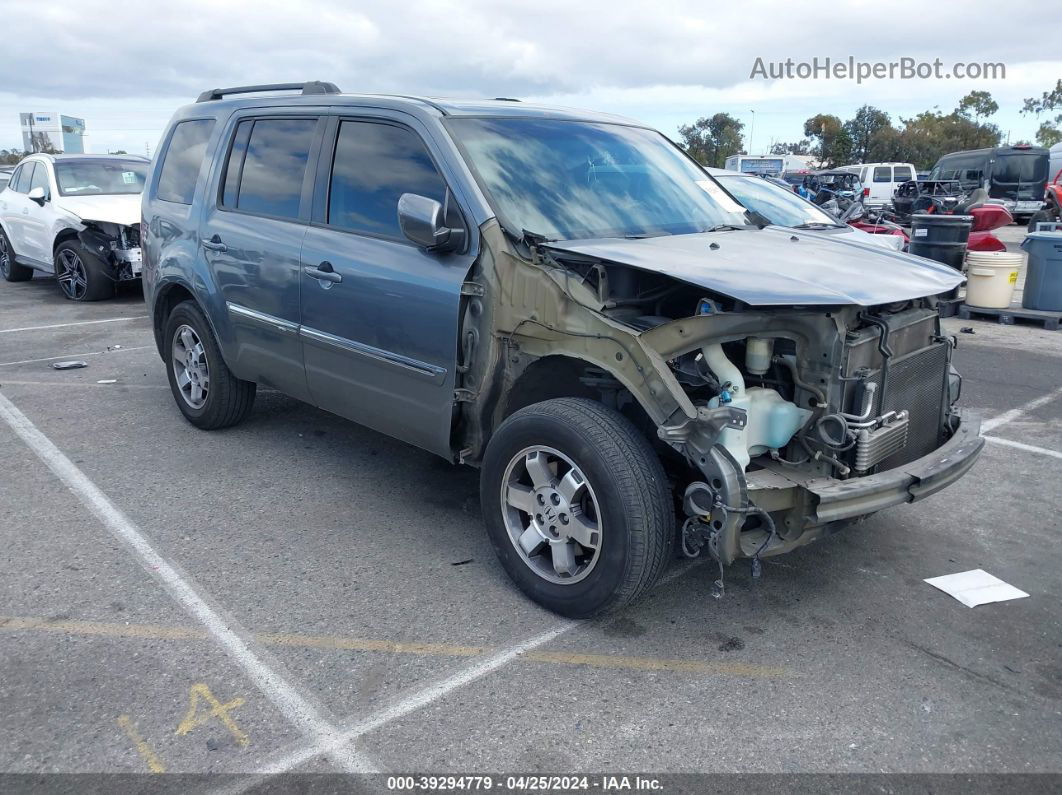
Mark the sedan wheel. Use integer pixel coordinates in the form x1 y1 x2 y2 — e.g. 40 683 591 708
501 445 603 584
56 248 89 300
171 324 210 409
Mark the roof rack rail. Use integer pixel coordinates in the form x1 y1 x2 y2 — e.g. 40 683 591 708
196 81 341 103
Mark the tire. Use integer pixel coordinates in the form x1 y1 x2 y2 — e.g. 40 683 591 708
55 240 111 301
481 398 674 618
1028 209 1056 232
0 228 33 282
163 300 255 430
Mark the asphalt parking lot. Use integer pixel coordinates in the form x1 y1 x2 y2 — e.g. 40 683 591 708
1 255 1060 780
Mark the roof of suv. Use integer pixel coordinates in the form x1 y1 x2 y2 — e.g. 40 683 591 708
189 85 642 126
21 153 150 163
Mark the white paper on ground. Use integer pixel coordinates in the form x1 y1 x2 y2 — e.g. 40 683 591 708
924 569 1029 608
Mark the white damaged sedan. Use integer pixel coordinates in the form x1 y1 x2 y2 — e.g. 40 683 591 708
0 154 148 301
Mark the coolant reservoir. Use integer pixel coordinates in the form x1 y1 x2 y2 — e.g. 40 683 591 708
708 387 811 470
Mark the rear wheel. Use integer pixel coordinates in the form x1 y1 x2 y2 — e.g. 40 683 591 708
55 240 111 301
481 398 673 618
164 301 256 429
0 228 33 282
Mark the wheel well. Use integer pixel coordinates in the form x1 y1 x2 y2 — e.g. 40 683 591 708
152 283 196 355
53 228 80 256
502 355 658 452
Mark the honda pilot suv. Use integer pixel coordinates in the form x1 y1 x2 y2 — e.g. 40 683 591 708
143 82 984 617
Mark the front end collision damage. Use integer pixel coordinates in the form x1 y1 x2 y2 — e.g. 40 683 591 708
76 220 142 281
453 220 983 569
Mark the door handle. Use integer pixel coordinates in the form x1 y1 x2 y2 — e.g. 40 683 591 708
202 235 228 252
302 262 342 284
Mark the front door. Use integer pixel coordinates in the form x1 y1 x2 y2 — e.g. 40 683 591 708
199 114 324 402
299 117 474 457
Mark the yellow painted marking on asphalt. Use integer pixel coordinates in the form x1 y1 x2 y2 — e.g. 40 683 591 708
522 650 789 678
255 631 484 657
0 615 790 679
116 714 166 773
176 683 249 747
0 615 208 641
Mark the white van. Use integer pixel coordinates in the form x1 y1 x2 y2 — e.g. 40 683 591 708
841 162 916 210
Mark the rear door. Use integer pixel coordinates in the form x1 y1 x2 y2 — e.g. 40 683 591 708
199 113 324 402
299 114 474 457
0 164 34 256
869 165 892 206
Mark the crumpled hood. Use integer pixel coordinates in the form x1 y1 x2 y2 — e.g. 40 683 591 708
57 193 141 227
544 226 962 306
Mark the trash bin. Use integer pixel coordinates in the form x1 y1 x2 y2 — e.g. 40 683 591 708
1020 223 1062 311
909 213 974 271
964 251 1023 308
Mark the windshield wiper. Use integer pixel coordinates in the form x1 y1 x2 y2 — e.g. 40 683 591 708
792 222 844 230
703 224 748 233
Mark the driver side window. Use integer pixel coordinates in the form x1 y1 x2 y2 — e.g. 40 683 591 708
29 162 50 197
327 120 447 241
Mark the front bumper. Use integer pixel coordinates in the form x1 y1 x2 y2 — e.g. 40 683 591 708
806 413 983 524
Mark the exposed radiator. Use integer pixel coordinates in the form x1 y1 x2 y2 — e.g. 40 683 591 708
876 342 949 468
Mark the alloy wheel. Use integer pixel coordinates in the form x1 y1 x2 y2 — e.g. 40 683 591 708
500 445 603 584
171 324 210 409
56 248 88 300
0 234 10 278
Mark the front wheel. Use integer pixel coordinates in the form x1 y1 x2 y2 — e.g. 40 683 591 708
55 240 111 301
481 398 674 618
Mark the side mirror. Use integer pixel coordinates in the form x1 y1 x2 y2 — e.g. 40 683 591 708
397 192 464 252
27 186 47 205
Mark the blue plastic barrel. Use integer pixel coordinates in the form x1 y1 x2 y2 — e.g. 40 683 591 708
1020 223 1062 312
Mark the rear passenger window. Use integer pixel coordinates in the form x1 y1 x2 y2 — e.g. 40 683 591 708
157 119 216 204
893 166 913 182
327 120 446 239
223 118 316 220
873 166 892 183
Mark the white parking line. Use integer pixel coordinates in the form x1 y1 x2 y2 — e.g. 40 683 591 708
0 316 148 334
0 345 153 367
250 561 701 778
982 385 1062 433
984 436 1062 460
0 391 378 774
0 380 169 390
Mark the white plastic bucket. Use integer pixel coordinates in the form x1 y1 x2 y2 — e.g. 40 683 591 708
964 251 1023 308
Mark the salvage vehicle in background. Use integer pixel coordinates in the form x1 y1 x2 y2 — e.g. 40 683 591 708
929 144 1050 224
1027 142 1062 231
143 83 984 617
705 166 904 251
0 154 148 300
840 161 916 211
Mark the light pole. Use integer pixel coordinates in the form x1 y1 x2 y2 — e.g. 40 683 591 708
748 110 756 155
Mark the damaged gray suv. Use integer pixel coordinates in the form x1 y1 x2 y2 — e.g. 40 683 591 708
143 82 983 617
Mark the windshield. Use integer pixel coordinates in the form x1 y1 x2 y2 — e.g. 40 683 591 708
716 175 839 227
992 154 1048 185
448 118 750 240
54 159 148 197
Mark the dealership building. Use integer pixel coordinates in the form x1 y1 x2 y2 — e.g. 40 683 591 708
19 112 87 153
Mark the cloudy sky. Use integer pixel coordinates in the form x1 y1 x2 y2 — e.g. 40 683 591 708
1 0 1059 155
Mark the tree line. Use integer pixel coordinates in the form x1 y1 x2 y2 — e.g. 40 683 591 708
679 83 1062 170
